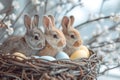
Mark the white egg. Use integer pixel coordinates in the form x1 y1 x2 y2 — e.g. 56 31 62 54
55 51 70 60
32 56 41 58
33 56 56 61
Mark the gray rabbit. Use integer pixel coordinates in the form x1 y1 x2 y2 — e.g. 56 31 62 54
0 15 45 56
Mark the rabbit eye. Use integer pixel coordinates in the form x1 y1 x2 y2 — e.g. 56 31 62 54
71 35 75 39
34 34 39 40
53 34 58 39
34 36 39 40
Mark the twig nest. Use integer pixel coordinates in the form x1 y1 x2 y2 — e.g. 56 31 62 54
12 52 27 61
55 51 70 60
0 49 99 80
70 45 90 60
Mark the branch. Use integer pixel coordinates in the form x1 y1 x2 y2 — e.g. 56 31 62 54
47 2 66 12
86 22 120 45
64 2 83 15
44 0 48 14
1 6 14 22
12 1 31 27
0 0 13 14
75 15 112 29
90 37 120 49
98 64 120 76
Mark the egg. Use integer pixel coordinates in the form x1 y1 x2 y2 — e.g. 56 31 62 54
79 45 89 54
12 52 27 61
55 51 70 60
70 50 89 60
32 56 41 59
35 56 56 61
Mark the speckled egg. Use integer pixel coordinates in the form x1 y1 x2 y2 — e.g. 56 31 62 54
12 52 27 61
55 51 70 60
70 50 89 60
34 56 56 61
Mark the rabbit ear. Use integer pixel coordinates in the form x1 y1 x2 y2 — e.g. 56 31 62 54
69 16 75 26
48 15 55 26
43 16 53 31
32 15 39 27
24 15 31 29
62 16 70 31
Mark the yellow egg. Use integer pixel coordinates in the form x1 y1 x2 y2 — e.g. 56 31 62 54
70 50 89 60
12 52 27 61
79 45 89 54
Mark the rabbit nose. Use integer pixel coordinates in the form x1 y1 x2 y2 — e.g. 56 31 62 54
57 39 66 47
38 43 45 49
73 40 82 47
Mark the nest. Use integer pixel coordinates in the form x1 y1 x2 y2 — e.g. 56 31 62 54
0 50 100 80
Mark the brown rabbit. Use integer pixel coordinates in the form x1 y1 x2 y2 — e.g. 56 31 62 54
37 15 66 57
0 15 45 56
62 16 89 56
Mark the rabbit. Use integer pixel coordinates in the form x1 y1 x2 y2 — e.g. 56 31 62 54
0 14 45 56
37 15 66 57
61 16 89 57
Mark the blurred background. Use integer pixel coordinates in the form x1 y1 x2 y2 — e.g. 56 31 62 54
0 0 120 79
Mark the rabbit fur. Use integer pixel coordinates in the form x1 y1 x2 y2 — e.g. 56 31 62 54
37 15 66 57
0 15 45 56
61 16 83 56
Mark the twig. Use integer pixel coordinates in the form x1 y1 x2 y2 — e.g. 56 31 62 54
0 51 99 79
75 15 112 29
90 37 120 49
0 72 21 80
1 6 14 22
50 68 68 75
99 64 120 76
44 0 48 14
86 22 120 45
12 1 31 27
47 2 68 12
64 2 82 15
